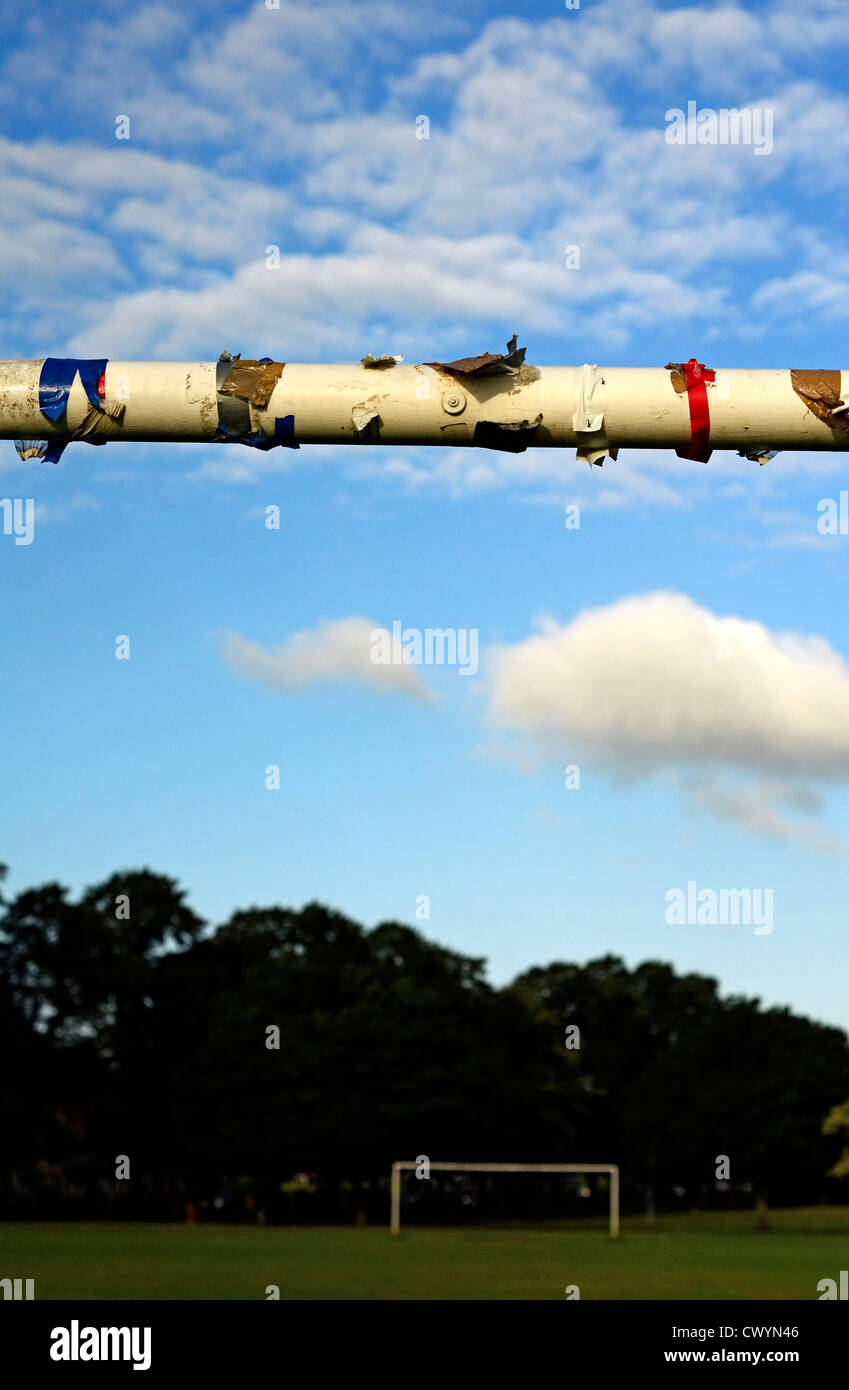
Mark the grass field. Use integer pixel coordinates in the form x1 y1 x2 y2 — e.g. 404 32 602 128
2 1209 848 1299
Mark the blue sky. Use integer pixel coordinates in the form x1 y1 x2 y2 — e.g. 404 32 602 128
3 0 849 1031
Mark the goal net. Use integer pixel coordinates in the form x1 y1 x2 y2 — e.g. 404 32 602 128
390 1161 619 1237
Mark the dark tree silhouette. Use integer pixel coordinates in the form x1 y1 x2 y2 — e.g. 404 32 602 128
2 865 848 1220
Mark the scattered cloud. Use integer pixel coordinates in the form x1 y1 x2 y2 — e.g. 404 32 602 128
219 616 435 701
3 0 849 370
218 591 849 849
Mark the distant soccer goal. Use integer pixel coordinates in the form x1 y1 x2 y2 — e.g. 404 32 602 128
389 1161 619 1237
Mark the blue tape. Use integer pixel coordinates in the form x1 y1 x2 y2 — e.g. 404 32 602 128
274 415 298 449
213 423 273 450
213 415 299 451
39 357 107 422
43 440 69 465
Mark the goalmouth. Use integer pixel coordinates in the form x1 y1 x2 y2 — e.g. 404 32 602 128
390 1161 620 1237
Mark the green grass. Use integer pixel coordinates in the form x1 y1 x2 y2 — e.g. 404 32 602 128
2 1209 848 1299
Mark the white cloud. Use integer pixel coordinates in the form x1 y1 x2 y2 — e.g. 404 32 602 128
648 5 778 87
687 774 844 855
5 1 849 367
487 591 849 782
219 594 849 847
752 266 849 323
67 227 560 360
219 616 434 700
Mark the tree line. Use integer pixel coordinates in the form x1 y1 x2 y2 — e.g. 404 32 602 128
1 864 847 1222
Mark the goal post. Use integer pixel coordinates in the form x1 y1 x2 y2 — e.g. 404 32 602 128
390 1161 619 1238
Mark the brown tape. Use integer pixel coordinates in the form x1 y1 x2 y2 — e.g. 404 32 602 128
218 359 285 409
665 364 688 393
790 369 849 436
425 334 526 379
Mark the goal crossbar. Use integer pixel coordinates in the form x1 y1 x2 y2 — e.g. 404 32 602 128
390 1161 619 1237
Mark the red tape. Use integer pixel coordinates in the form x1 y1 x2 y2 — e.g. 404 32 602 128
666 357 715 462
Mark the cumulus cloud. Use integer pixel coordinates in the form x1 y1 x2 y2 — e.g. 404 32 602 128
486 592 849 848
220 616 434 701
